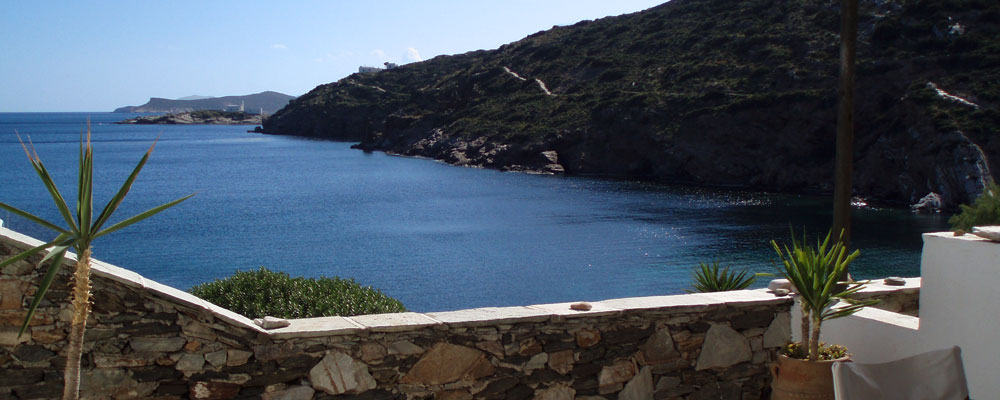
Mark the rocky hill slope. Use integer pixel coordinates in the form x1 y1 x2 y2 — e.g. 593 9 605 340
263 0 999 208
115 91 294 114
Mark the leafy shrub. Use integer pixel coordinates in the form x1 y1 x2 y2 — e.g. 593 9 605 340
687 261 758 293
949 182 1000 231
189 267 406 319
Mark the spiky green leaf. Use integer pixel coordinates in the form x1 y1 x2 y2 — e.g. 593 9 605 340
0 201 68 235
27 157 78 233
19 247 68 337
91 140 156 234
94 194 194 239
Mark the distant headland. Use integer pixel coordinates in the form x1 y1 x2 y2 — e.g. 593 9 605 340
113 91 295 114
116 110 262 125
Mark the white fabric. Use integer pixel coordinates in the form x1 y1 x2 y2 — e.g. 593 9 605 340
832 346 969 400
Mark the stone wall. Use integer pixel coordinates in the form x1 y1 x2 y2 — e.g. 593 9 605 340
0 228 792 400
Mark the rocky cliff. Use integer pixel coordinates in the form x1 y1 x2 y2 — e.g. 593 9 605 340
263 0 999 208
115 91 294 114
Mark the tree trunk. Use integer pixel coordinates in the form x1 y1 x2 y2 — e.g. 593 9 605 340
63 248 92 400
800 308 811 354
809 318 822 362
833 0 859 280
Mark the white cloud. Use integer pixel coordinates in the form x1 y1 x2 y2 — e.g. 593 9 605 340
271 43 288 50
406 47 423 62
371 49 386 59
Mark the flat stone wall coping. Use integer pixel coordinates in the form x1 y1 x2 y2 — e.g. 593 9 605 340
89 258 146 290
924 231 997 243
695 288 787 306
526 301 623 318
348 312 442 332
268 316 366 339
855 277 921 295
426 306 553 327
600 293 717 311
600 293 729 312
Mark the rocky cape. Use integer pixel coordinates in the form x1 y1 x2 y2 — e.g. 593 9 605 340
116 110 262 125
262 0 999 209
114 91 294 114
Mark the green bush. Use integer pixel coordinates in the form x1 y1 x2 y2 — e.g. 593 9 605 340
687 261 758 293
949 182 1000 231
189 267 406 319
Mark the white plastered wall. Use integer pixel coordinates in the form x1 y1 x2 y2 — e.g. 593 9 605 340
816 232 999 398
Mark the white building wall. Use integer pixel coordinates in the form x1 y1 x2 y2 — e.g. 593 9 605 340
819 306 924 363
918 232 1000 398
819 232 1000 398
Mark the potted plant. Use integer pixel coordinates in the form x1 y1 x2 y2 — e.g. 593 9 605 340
768 230 877 400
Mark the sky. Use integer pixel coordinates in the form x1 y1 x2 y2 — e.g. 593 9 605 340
0 0 666 112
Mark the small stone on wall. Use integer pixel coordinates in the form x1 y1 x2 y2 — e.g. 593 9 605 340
763 312 791 348
399 343 494 386
534 383 575 400
598 359 636 390
261 385 315 400
619 366 654 400
638 327 678 365
695 324 751 370
309 351 377 395
575 328 601 348
190 381 241 400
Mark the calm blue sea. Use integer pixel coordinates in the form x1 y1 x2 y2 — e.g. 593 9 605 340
0 113 950 311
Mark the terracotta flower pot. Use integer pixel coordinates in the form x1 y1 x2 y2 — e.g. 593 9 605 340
770 353 851 400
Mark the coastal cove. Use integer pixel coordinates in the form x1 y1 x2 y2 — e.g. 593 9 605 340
0 113 949 312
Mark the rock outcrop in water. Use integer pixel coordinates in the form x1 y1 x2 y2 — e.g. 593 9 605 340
116 110 262 125
262 0 999 209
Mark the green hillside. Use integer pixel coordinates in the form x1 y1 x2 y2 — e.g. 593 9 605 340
264 0 999 208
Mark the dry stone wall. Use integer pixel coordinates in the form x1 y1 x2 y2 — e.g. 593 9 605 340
0 228 792 399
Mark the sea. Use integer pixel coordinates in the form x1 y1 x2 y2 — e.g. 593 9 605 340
0 112 951 312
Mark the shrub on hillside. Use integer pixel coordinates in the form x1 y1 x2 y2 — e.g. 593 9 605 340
189 267 406 318
949 182 1000 231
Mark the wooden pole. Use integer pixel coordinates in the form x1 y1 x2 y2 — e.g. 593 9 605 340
833 0 858 254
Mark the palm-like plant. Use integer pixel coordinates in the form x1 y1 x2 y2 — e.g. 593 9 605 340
0 125 192 400
771 229 876 361
687 261 759 293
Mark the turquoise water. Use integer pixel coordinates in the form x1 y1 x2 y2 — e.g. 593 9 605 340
0 113 950 311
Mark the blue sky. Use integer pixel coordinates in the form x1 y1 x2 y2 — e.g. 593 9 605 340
1 1 665 112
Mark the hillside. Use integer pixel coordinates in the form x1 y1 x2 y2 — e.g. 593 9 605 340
263 0 999 208
114 91 295 114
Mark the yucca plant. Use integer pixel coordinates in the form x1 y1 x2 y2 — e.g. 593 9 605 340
0 125 192 400
687 261 759 293
771 229 877 361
